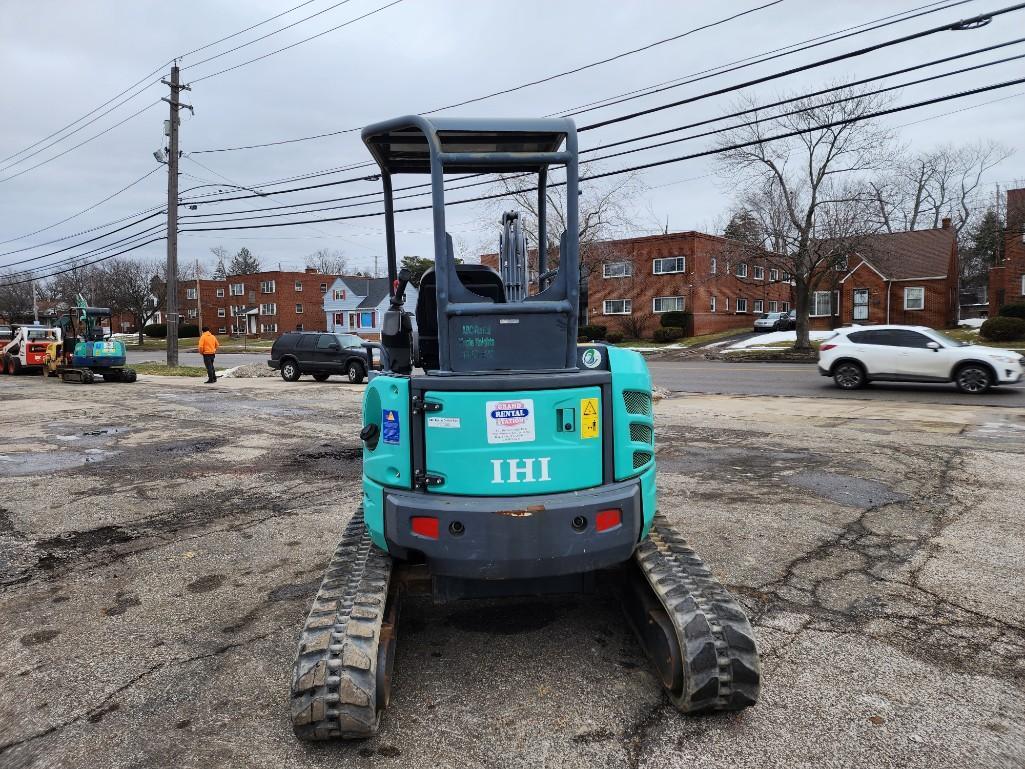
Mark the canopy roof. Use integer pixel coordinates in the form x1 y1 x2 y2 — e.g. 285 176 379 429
361 115 572 174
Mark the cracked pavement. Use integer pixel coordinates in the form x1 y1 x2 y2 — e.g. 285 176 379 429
1 374 1023 769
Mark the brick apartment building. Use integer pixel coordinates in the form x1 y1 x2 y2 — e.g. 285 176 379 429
176 268 338 336
484 231 792 337
988 188 1025 315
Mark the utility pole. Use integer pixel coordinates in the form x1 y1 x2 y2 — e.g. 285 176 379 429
195 257 202 330
31 280 39 324
161 64 191 366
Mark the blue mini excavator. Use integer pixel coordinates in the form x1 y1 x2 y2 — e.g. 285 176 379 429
290 116 760 739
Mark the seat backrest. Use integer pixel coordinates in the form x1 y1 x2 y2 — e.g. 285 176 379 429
416 261 506 370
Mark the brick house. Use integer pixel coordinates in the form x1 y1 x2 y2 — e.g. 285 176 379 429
484 231 792 337
988 188 1025 315
176 268 338 337
825 222 959 330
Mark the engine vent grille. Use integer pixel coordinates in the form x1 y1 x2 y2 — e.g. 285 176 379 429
623 390 652 416
629 423 653 444
632 450 653 469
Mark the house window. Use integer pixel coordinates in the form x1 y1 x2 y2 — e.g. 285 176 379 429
260 323 278 333
835 256 849 272
736 263 748 278
332 289 347 300
710 257 717 274
295 304 304 314
216 288 225 298
710 296 717 312
186 288 197 300
723 297 729 311
320 283 328 292
218 326 226 334
782 302 790 312
603 299 631 315
782 271 791 281
187 308 197 318
653 257 685 274
736 298 748 313
810 291 832 317
853 288 869 321
230 283 244 296
231 305 246 316
260 303 276 316
753 266 764 281
652 296 685 313
345 311 377 329
334 313 345 326
260 280 275 294
603 262 633 278
753 299 764 313
295 281 303 292
769 269 779 282
904 286 925 310
769 301 779 313
217 308 225 318
296 324 304 331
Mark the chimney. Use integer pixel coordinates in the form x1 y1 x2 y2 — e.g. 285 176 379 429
305 267 318 274
941 217 951 229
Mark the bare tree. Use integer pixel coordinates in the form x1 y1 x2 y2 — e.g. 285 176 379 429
716 84 894 349
305 248 349 275
44 261 102 309
868 141 1013 236
95 258 165 344
0 273 38 323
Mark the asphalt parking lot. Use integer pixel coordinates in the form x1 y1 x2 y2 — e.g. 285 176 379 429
1 373 1023 769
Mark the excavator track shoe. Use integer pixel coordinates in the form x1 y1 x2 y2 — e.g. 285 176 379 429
630 514 760 713
290 507 393 740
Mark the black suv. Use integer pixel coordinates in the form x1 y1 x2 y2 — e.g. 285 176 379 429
268 332 370 383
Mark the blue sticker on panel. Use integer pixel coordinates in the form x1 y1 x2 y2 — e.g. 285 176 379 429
382 409 400 444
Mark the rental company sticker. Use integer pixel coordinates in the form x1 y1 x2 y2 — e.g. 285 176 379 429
486 399 535 444
382 409 400 444
427 416 461 429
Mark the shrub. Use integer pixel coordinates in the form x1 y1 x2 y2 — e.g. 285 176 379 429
659 311 688 328
178 324 200 338
980 316 1025 342
998 302 1025 320
652 327 684 342
143 323 167 338
578 324 608 341
605 331 624 344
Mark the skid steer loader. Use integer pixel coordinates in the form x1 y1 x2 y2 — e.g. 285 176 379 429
290 116 760 739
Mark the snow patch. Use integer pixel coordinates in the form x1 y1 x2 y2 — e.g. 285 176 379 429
958 318 986 328
727 330 835 349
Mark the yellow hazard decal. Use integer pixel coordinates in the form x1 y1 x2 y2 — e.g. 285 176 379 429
580 397 599 439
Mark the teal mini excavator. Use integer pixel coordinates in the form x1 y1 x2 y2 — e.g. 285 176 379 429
290 116 760 739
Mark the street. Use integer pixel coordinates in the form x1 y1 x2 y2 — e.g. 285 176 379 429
1 373 1022 769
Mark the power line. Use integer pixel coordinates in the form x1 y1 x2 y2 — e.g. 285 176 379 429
0 236 168 287
187 0 408 84
0 166 163 247
174 77 1025 235
0 219 167 276
187 0 788 152
578 1 1025 132
0 100 162 184
0 211 166 266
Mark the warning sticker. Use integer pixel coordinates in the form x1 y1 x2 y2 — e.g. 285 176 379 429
427 416 461 429
580 397 600 439
382 409 400 444
486 399 535 444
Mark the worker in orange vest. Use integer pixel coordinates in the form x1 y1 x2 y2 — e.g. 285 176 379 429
198 326 219 383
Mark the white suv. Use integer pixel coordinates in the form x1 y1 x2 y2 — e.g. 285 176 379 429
818 325 1023 394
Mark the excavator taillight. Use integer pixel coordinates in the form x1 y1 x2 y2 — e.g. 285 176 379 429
410 516 439 540
595 509 621 533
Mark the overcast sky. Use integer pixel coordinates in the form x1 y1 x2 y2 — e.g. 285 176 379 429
1 0 1023 278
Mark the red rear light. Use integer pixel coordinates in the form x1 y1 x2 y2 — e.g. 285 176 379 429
595 508 622 533
820 343 838 351
410 516 439 540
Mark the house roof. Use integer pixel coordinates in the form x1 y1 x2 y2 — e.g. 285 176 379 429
851 227 955 281
339 276 392 308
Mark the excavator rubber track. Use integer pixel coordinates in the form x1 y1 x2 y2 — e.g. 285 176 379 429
624 514 761 712
290 508 395 740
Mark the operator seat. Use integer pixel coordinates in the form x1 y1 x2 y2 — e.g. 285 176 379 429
415 259 507 371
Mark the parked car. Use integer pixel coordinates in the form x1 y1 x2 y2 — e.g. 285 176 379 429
818 325 1023 394
753 311 788 332
776 310 797 331
268 332 370 383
